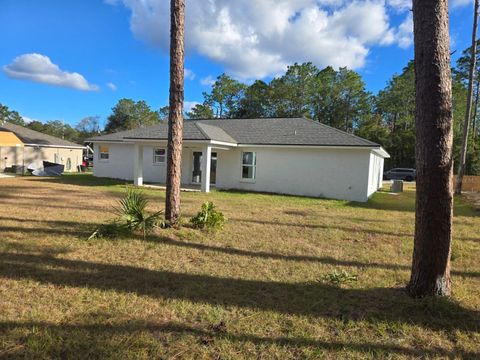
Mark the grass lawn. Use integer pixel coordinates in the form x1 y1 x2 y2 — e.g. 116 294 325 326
0 174 479 359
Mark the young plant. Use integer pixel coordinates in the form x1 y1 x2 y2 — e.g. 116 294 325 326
190 201 226 231
116 187 163 239
323 270 358 285
88 221 130 241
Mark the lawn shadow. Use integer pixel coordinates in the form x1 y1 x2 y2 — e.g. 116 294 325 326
229 218 413 237
30 174 128 187
150 234 480 278
0 215 477 278
1 252 479 334
1 319 478 359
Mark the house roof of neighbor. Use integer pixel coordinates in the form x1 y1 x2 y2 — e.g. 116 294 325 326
89 117 383 148
0 121 84 148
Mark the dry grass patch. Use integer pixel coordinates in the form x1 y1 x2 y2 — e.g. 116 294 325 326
0 174 479 359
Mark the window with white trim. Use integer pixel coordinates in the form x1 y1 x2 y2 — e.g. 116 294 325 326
99 146 109 160
242 152 256 180
153 148 166 164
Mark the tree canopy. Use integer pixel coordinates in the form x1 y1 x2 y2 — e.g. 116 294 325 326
104 98 162 133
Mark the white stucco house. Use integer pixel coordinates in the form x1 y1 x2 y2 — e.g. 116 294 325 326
89 117 389 202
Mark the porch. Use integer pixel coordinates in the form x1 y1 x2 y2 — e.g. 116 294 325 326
131 142 233 193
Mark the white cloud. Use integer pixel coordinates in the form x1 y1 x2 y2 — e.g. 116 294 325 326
107 82 118 91
387 0 411 12
200 75 215 86
3 53 99 91
185 68 196 80
184 101 200 112
395 13 413 49
109 0 410 79
21 116 36 124
451 0 473 8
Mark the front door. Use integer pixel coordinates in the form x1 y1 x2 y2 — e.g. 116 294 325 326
192 151 217 185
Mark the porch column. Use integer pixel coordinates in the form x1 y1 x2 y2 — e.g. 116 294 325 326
201 145 211 192
134 144 143 186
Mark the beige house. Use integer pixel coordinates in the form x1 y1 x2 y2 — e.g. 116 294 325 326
0 121 85 173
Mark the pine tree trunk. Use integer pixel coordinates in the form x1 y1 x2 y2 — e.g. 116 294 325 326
407 0 454 297
472 80 479 144
165 0 185 225
455 0 479 194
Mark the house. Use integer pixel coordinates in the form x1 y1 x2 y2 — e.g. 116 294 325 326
89 117 390 202
0 121 85 173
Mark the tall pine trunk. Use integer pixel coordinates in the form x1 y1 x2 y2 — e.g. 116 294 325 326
407 0 454 297
455 0 479 194
473 80 479 144
165 0 185 224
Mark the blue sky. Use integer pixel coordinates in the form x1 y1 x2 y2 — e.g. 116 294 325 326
0 0 474 127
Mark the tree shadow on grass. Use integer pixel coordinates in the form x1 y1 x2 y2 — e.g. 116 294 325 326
1 252 479 334
151 234 480 278
1 319 478 359
228 218 413 237
31 174 128 187
0 215 478 278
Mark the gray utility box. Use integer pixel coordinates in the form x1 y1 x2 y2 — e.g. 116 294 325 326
391 180 404 193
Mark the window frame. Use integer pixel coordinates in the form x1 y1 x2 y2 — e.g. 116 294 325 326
153 147 166 165
241 151 257 182
99 146 110 161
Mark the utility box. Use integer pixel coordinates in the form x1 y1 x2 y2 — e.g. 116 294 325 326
391 180 404 193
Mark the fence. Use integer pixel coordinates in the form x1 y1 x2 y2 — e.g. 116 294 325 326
454 176 480 192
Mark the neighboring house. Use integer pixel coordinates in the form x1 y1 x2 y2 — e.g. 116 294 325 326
0 121 85 173
89 117 390 202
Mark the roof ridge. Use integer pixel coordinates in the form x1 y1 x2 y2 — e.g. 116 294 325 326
301 117 379 147
196 117 304 122
195 122 238 143
193 122 212 140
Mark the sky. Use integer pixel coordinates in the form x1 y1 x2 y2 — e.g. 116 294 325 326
0 0 475 127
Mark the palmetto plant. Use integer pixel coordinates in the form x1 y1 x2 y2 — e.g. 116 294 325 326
117 187 163 239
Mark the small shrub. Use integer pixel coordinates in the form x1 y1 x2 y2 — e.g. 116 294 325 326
190 201 226 231
88 221 130 241
116 187 163 239
88 187 163 241
323 270 358 285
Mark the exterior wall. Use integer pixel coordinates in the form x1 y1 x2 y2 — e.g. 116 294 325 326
93 143 192 184
93 142 382 202
93 143 135 180
367 151 385 197
0 145 82 172
216 147 371 202
0 146 22 171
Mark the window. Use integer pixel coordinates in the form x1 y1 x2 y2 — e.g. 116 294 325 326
66 158 72 171
153 148 166 164
99 146 109 160
242 152 256 180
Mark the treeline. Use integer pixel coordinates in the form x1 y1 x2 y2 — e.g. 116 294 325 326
1 44 479 173
184 60 477 173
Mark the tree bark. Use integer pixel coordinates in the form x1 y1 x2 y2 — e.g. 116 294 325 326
455 0 479 194
407 0 454 297
472 80 479 144
165 0 185 225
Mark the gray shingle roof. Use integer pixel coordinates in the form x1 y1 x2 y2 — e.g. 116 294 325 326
0 121 84 148
88 117 380 148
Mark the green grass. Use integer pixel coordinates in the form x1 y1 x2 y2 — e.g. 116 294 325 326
0 175 479 359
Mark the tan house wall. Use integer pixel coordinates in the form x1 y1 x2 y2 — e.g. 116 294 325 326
0 145 83 173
